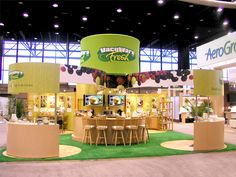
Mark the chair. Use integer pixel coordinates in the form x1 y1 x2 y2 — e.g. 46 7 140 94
82 117 96 145
125 117 139 146
139 117 150 143
111 117 126 146
95 116 108 146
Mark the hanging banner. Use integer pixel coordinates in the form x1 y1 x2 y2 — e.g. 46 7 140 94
193 69 224 96
80 34 140 74
8 63 60 93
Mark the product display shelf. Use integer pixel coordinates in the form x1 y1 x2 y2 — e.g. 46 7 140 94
159 101 174 130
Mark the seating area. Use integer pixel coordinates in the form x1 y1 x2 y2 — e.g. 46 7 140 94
81 116 151 146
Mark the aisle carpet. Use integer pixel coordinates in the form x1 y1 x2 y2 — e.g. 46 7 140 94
1 131 236 162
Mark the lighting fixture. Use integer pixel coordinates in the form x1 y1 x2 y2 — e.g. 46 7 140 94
55 32 59 35
147 12 152 16
217 7 223 13
82 16 88 21
23 12 29 18
111 19 115 23
52 3 58 8
223 20 229 26
194 35 199 39
137 22 142 25
85 6 90 10
0 22 4 26
157 0 164 5
11 38 15 41
173 14 179 20
54 24 59 28
116 8 122 13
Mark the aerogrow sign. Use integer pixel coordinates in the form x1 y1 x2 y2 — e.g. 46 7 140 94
197 32 236 68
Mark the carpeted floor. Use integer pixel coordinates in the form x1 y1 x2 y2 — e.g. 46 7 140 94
1 131 236 162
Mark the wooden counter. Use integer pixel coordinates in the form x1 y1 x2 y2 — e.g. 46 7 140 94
194 119 225 151
7 122 59 158
72 116 148 144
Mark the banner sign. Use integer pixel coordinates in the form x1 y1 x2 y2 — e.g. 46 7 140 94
8 63 60 93
193 69 224 96
80 34 140 74
197 31 236 68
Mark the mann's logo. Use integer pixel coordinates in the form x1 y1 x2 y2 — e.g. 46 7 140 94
98 47 135 62
9 71 24 81
205 40 236 60
80 50 91 64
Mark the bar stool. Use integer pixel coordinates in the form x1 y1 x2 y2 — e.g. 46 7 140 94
112 117 126 146
82 117 96 146
95 116 108 146
139 117 150 143
125 117 139 146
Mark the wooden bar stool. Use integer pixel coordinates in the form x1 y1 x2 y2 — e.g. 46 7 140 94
82 117 95 146
112 117 126 146
139 117 150 143
125 117 139 146
95 117 108 146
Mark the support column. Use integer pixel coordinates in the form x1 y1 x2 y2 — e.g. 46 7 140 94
0 36 3 80
178 41 189 69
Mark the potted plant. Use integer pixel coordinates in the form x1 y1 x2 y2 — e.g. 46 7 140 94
16 99 25 119
183 98 213 122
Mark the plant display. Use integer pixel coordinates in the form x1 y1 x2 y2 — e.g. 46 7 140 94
183 98 213 118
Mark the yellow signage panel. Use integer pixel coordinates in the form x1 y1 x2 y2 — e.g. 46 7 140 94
8 63 60 93
193 69 224 96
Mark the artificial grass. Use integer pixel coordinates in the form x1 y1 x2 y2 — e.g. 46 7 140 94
0 131 236 162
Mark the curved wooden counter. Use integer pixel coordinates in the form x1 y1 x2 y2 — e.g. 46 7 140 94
7 122 59 158
194 119 225 151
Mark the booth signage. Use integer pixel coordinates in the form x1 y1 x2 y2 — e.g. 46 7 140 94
8 63 60 94
197 31 236 68
97 47 135 62
193 69 224 96
80 34 140 74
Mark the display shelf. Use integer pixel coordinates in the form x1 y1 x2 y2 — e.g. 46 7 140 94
159 101 173 130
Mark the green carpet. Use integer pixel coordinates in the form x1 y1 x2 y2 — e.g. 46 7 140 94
0 131 236 162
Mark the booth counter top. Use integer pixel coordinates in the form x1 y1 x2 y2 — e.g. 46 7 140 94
194 119 225 151
7 122 59 158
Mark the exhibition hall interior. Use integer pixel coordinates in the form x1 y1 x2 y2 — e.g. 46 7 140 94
0 1 236 177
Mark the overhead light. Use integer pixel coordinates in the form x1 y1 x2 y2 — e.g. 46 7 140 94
194 35 199 39
11 38 15 41
200 19 204 22
6 31 10 34
217 7 223 13
130 30 133 32
137 22 142 25
116 8 122 13
54 16 58 19
0 22 4 26
147 12 152 16
227 31 232 35
223 20 229 26
111 19 115 23
82 16 88 21
18 2 23 5
157 0 165 5
34 37 38 40
106 28 110 31
28 23 32 26
23 12 29 18
163 24 166 28
186 27 190 30
55 32 59 35
189 4 194 8
54 24 59 28
52 3 58 8
81 26 84 29
173 14 179 20
85 6 90 10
